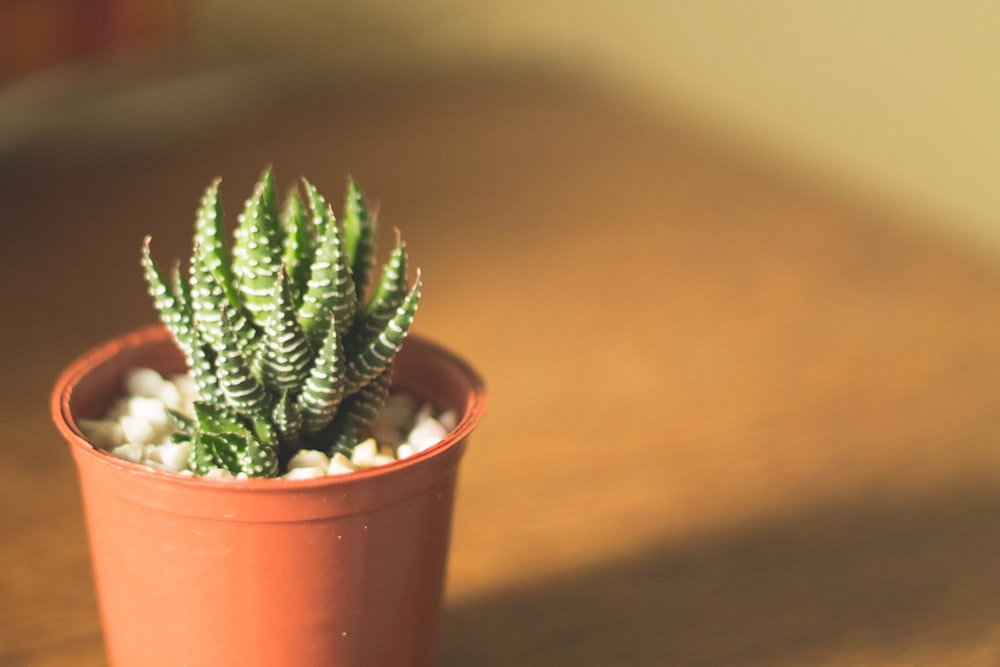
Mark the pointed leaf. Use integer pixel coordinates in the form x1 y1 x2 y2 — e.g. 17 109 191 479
344 275 420 394
280 186 314 305
189 431 218 475
189 245 227 348
236 432 278 477
350 230 408 350
193 401 246 435
260 267 313 391
212 307 270 417
297 181 357 346
232 167 283 324
343 178 376 303
272 390 303 444
297 321 345 437
193 177 239 306
142 238 195 357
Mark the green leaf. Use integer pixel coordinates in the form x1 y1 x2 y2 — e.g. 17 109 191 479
212 307 270 417
171 260 224 406
193 177 239 307
232 167 283 325
193 401 245 435
280 186 314 306
322 417 359 458
297 321 346 437
343 178 377 304
350 230 408 350
167 409 195 436
189 431 217 475
142 239 195 358
297 181 357 346
260 267 314 391
343 275 420 394
272 390 303 444
189 246 228 348
341 362 393 436
236 431 279 477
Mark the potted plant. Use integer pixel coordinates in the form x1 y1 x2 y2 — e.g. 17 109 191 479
50 168 487 667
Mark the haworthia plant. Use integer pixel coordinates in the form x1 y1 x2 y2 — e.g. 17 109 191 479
143 167 420 477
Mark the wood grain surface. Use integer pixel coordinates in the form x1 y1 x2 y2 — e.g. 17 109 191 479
3 70 1000 666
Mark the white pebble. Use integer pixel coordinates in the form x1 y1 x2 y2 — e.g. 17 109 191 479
168 374 199 402
395 443 416 460
105 398 131 420
79 419 124 449
283 466 326 480
287 449 331 470
351 438 379 468
146 441 192 472
407 416 447 452
127 396 169 429
110 443 145 463
370 419 403 446
119 415 156 444
413 402 435 427
124 368 165 398
374 454 396 466
204 467 232 479
437 409 458 432
156 381 183 411
327 453 358 475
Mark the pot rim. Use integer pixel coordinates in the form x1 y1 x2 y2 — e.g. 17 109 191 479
52 324 487 493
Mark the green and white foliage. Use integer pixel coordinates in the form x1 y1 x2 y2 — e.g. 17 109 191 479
142 168 420 477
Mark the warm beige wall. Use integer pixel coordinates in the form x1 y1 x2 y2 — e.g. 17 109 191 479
193 1 1000 253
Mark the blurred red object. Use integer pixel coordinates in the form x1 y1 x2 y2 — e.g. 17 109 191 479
0 0 179 82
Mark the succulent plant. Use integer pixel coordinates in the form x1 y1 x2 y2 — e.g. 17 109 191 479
142 167 420 477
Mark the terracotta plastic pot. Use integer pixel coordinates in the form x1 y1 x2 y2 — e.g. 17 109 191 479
51 325 486 667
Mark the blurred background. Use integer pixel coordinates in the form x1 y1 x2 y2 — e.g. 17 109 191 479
6 2 1000 665
3 1 1000 252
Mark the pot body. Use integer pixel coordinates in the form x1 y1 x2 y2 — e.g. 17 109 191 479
52 326 486 667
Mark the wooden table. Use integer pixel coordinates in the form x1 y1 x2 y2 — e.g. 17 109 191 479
4 70 1000 666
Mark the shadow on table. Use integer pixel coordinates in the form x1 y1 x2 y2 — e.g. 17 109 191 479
441 484 1000 665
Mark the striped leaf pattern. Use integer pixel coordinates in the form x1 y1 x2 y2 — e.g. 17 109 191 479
260 268 313 391
142 238 193 357
344 276 421 394
343 178 377 303
297 322 345 437
297 182 357 346
193 177 239 307
141 168 422 477
212 308 269 416
350 232 408 349
341 362 393 436
280 186 314 306
232 168 283 324
272 391 302 444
